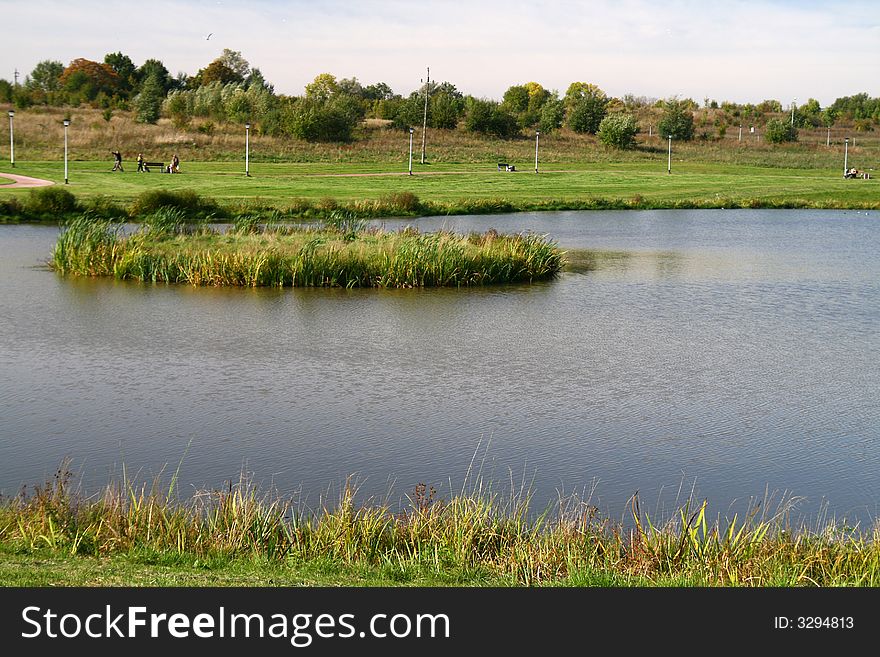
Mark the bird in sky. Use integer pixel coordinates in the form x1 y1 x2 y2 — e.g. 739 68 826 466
206 33 213 40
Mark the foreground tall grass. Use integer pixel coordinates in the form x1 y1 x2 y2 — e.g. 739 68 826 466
51 212 565 287
1 463 878 586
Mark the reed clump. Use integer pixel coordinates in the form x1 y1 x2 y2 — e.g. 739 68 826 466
2 464 879 586
50 214 565 288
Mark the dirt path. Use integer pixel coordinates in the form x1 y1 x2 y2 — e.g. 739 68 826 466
0 173 55 188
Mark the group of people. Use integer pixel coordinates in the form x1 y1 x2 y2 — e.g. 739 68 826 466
844 167 869 179
111 150 180 174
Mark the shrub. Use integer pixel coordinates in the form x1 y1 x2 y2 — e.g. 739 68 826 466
0 196 24 220
764 118 798 143
83 195 128 219
25 187 79 217
380 192 421 212
130 189 220 218
597 113 639 149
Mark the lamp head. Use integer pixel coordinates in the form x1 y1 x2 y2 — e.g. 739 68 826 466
7 110 13 118
63 119 70 127
245 122 250 129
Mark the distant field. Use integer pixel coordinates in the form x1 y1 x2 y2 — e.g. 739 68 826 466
1 105 878 212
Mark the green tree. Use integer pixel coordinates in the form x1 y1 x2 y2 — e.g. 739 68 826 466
764 118 798 143
567 96 607 133
165 90 192 127
103 52 137 95
597 113 639 149
137 59 173 94
502 85 530 114
305 73 339 103
27 60 64 93
564 82 608 134
363 82 394 101
657 98 695 140
134 73 164 124
464 98 519 138
286 98 355 142
538 97 565 133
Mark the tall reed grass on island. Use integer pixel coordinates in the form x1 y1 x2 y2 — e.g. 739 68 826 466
50 212 565 288
2 462 879 586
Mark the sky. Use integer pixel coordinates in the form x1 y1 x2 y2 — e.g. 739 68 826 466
1 0 877 106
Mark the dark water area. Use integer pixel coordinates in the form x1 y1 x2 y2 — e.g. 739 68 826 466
1 209 878 527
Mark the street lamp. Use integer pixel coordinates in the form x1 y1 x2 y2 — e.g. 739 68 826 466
534 130 540 174
7 110 14 168
245 122 250 177
408 128 414 176
843 137 849 176
62 118 70 184
667 135 672 174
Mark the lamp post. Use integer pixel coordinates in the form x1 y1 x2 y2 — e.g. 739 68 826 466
534 130 540 174
245 122 250 177
7 110 14 168
791 99 796 127
408 128 414 176
62 119 70 184
738 125 742 142
667 135 672 174
843 137 849 176
826 126 830 147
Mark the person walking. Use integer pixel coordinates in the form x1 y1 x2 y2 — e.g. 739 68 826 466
110 150 124 172
136 153 145 172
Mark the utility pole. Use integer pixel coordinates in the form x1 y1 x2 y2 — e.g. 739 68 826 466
13 69 19 86
420 66 429 164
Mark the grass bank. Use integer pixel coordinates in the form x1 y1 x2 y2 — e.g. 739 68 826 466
1 465 878 587
51 212 564 287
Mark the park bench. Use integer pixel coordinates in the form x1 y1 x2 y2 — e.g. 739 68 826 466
141 161 164 173
497 162 515 172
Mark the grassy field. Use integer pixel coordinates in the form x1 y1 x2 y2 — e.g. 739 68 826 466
1 465 878 587
2 160 878 215
1 105 878 214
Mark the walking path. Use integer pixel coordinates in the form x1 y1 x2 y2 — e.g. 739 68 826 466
0 173 54 188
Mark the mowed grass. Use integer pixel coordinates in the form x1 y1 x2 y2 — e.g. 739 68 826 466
2 159 877 210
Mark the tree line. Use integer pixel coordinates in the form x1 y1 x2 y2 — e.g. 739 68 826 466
2 49 878 148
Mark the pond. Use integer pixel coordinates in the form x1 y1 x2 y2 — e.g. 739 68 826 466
1 208 878 525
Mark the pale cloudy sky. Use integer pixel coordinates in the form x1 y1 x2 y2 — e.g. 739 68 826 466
2 0 877 105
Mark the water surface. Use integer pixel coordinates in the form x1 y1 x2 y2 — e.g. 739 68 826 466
1 209 877 525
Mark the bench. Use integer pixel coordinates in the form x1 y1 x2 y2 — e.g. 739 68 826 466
497 162 515 172
140 161 164 173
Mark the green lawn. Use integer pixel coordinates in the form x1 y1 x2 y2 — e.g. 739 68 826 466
1 159 876 210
